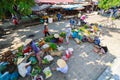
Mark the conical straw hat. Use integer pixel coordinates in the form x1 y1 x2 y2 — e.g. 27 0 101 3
25 39 32 45
57 59 67 68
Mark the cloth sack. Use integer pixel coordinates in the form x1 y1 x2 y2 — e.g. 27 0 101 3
18 62 31 77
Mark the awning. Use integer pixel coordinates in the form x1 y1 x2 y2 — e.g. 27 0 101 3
36 0 74 4
50 4 84 10
63 4 84 10
32 4 51 11
35 0 41 3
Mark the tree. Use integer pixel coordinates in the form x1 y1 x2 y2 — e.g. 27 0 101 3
98 0 120 27
0 0 35 19
98 0 120 10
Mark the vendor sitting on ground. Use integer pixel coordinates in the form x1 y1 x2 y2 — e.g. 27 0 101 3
80 15 86 25
54 34 60 43
52 59 68 74
23 44 32 54
25 39 42 65
86 34 95 43
93 45 108 54
53 34 63 46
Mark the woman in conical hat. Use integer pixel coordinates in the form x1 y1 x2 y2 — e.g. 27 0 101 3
52 59 68 74
53 34 60 45
57 59 67 68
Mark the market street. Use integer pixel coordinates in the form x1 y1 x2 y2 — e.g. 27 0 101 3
0 13 120 80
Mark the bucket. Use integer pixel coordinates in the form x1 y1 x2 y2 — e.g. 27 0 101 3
48 18 53 23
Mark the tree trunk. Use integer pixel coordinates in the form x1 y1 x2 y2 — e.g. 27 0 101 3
109 10 113 23
106 9 114 27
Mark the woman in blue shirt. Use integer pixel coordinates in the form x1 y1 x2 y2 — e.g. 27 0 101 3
94 36 100 46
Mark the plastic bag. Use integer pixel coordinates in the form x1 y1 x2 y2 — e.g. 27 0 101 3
28 56 37 65
42 44 49 49
0 62 8 72
0 72 10 80
43 67 52 79
10 72 19 80
44 55 54 62
50 51 62 56
72 32 78 38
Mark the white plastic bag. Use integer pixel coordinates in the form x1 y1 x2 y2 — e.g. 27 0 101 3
18 61 31 77
44 55 54 62
43 67 52 79
57 46 65 51
42 44 49 49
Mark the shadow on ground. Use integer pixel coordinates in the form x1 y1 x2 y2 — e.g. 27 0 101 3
0 20 116 80
47 41 115 80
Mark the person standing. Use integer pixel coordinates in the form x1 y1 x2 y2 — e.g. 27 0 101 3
69 18 76 29
12 16 18 25
43 23 50 37
80 15 87 25
57 12 62 21
78 11 81 19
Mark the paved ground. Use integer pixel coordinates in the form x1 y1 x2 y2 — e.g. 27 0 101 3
0 12 120 80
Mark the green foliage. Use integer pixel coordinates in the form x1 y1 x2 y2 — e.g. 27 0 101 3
18 45 23 52
18 2 33 15
79 27 86 32
42 58 50 64
83 24 89 29
31 66 42 76
59 32 66 38
16 52 23 57
16 45 23 57
44 35 54 42
45 37 51 42
49 43 57 50
0 0 35 18
98 0 120 10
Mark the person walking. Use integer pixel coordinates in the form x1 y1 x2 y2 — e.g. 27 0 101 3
43 23 50 37
65 25 72 44
12 16 18 26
